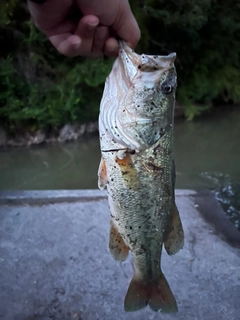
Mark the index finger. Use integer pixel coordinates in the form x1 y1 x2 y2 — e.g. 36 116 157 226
113 2 140 49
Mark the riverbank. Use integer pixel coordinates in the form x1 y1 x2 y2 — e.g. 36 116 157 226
0 121 99 148
0 103 185 148
0 189 239 320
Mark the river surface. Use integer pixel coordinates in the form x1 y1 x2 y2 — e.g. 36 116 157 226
0 108 239 230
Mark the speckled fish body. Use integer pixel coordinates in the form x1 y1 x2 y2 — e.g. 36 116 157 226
98 42 184 313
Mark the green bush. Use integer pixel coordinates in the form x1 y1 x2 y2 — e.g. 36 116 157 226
0 0 239 130
0 1 112 130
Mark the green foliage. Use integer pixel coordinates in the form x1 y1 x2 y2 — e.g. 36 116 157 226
0 0 19 26
0 0 240 130
0 52 112 129
0 0 112 130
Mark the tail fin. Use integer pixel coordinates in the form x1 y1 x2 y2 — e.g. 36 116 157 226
124 271 177 313
148 272 178 312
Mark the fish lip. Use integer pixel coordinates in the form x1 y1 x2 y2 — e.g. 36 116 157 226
118 41 141 80
119 41 176 71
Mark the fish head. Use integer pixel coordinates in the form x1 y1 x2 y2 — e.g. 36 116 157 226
99 42 177 152
118 42 177 148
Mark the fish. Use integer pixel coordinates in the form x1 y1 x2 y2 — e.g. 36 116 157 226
98 41 184 313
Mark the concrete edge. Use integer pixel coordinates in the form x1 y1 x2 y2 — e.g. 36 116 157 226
0 189 239 248
0 189 196 206
175 189 197 196
0 190 108 205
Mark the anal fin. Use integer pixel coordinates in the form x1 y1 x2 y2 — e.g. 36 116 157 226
164 202 184 255
109 221 129 261
97 157 107 190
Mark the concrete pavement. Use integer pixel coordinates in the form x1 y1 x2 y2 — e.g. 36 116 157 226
0 190 239 320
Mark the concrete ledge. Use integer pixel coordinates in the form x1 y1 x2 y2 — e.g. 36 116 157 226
0 190 108 205
0 190 239 320
0 189 195 205
0 189 239 248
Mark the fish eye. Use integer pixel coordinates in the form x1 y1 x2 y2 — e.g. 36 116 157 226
162 84 173 94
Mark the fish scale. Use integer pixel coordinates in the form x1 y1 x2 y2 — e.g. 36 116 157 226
98 41 184 313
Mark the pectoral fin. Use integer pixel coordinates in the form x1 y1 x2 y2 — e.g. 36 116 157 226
97 157 107 190
109 221 129 261
164 202 184 255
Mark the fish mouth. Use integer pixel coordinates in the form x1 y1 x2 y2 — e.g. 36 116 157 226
119 41 176 78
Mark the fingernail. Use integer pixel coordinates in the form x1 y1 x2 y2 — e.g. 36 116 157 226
108 44 116 53
88 21 98 28
72 39 81 49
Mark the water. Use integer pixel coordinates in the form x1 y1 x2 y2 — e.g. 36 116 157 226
0 108 239 229
0 137 101 190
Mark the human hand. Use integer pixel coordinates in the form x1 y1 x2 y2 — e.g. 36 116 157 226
27 0 140 57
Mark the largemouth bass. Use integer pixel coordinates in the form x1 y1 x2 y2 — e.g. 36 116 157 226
98 42 184 313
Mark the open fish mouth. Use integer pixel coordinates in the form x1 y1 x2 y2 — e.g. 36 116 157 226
119 41 176 77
